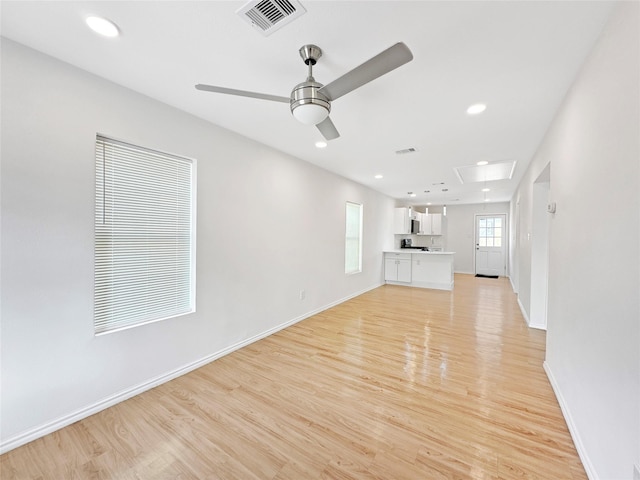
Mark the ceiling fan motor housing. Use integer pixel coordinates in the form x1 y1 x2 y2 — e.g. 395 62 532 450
290 80 331 124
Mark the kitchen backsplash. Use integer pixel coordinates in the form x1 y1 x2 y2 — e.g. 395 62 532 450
397 234 445 250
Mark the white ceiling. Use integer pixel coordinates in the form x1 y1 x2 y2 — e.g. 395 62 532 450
0 1 614 206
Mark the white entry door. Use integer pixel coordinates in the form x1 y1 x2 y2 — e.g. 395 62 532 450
475 214 506 277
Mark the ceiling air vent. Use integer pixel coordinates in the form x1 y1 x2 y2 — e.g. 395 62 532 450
237 0 307 36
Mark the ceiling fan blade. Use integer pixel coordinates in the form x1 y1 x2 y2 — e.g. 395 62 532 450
195 84 290 103
318 42 413 101
316 117 340 141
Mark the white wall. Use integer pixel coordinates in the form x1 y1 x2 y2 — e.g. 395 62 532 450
0 39 395 451
443 202 510 274
511 3 639 478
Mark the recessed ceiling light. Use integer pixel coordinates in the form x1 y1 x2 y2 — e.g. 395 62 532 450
476 160 489 166
374 174 383 179
395 147 417 155
467 103 487 115
484 198 491 202
315 141 327 149
426 202 432 206
482 188 490 192
86 16 120 37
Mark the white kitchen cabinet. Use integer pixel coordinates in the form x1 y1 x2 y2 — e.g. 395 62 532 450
385 250 455 290
419 213 442 235
418 212 428 234
384 253 411 282
393 208 412 234
431 213 442 235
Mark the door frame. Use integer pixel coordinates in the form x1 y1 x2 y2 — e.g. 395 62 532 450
529 171 551 330
474 213 508 277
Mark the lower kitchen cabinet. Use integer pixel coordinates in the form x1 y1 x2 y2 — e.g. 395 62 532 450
384 253 412 283
384 251 455 290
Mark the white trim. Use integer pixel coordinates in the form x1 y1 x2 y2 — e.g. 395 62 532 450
633 464 640 480
508 274 518 293
0 282 382 454
389 279 453 291
517 296 530 326
544 362 598 480
528 318 547 330
516 295 545 330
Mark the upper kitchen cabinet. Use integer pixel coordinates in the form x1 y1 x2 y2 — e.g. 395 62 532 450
419 213 442 235
394 207 417 234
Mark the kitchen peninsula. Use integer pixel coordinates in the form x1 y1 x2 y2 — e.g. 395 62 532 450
384 250 455 290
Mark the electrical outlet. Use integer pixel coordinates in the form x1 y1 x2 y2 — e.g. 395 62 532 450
299 289 306 300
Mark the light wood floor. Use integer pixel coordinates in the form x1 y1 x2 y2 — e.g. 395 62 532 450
1 274 585 479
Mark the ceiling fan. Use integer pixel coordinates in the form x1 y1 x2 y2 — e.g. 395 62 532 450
195 42 413 141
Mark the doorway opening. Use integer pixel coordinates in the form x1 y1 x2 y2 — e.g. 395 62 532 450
529 164 551 330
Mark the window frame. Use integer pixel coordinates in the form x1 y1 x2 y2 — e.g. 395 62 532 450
344 201 363 275
94 134 196 335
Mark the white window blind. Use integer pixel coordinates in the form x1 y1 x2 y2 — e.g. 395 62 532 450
94 135 195 335
345 201 363 275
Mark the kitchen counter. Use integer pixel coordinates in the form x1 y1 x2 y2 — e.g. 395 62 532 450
383 250 455 290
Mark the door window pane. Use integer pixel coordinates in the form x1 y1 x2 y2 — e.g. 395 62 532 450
478 216 505 250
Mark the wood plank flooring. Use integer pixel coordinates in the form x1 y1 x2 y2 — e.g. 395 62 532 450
1 274 586 479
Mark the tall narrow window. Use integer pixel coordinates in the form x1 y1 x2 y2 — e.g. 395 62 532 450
345 201 363 274
94 135 196 335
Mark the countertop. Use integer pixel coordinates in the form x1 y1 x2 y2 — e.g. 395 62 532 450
384 250 455 255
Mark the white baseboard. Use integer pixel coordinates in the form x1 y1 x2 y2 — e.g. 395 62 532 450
0 283 383 454
544 362 598 480
386 280 453 291
516 295 547 330
508 275 518 293
517 296 530 326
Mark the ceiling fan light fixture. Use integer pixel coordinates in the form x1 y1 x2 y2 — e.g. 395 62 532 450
291 80 331 125
292 102 329 125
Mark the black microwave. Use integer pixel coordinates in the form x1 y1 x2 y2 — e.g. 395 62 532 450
411 219 420 234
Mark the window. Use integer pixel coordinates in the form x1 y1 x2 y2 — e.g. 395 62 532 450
345 202 363 274
94 135 195 335
478 216 502 247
